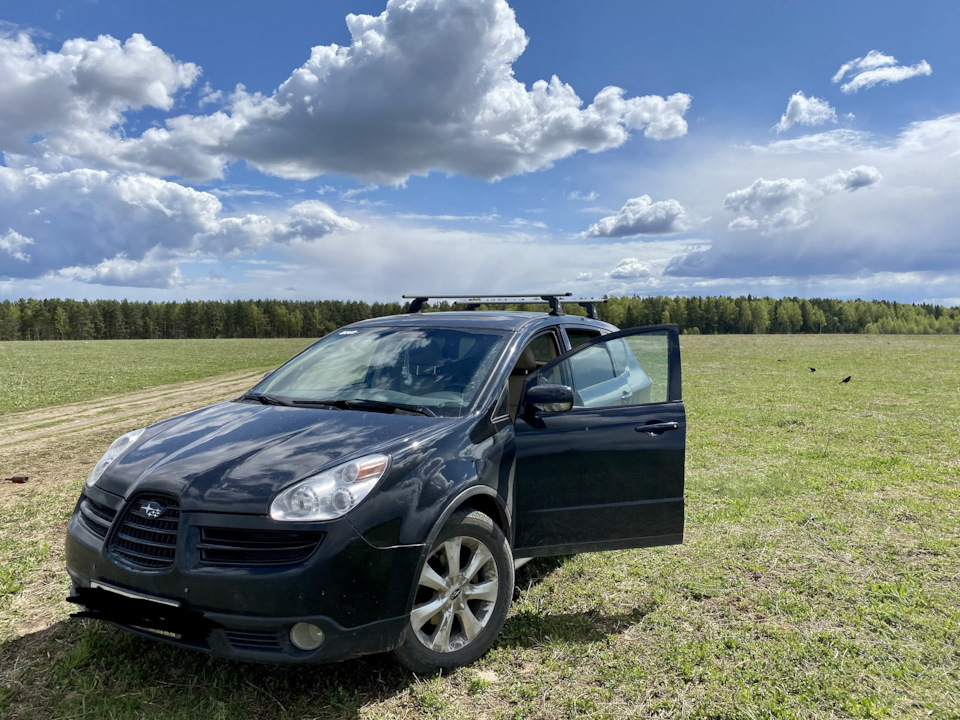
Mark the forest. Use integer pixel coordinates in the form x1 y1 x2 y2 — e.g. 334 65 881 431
0 295 958 341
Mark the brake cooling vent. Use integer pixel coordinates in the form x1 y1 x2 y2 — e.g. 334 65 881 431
77 496 117 539
197 528 324 567
109 495 180 569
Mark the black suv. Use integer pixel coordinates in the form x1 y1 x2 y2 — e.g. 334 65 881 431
65 294 685 672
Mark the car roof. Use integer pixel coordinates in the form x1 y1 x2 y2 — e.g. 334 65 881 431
347 311 618 334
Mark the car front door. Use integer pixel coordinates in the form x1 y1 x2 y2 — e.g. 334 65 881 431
512 325 685 557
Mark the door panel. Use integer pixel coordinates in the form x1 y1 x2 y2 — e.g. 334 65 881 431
513 325 685 555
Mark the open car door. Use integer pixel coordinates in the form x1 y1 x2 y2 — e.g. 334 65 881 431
512 324 685 557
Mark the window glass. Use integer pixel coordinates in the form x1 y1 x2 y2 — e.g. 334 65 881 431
528 333 558 363
624 333 669 404
607 337 630 374
538 330 669 408
566 328 601 349
254 327 507 417
569 345 616 388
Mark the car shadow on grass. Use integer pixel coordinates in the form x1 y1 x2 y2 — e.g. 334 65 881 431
504 555 657 648
499 603 655 649
3 558 653 718
1 619 413 720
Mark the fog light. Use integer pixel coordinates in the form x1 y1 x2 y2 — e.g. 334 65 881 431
290 622 325 651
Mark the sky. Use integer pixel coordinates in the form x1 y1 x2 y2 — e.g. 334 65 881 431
1 0 958 306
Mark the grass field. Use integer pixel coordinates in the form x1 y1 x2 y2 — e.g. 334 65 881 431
0 338 314 414
1 334 958 719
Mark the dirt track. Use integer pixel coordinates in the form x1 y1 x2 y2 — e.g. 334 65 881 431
0 370 266 639
0 370 265 509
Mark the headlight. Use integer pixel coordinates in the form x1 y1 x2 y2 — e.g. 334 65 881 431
270 453 390 522
85 428 145 488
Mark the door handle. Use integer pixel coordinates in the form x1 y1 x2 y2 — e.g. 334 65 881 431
635 421 679 435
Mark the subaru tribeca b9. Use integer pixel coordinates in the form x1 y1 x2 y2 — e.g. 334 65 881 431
66 293 685 672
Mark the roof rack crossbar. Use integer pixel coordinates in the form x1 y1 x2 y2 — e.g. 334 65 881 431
402 294 607 318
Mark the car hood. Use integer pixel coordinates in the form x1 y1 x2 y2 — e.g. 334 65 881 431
97 400 452 514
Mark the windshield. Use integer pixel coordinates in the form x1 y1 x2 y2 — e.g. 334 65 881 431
251 326 508 417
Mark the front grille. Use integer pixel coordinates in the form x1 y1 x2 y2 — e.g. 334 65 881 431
224 628 284 652
78 496 117 539
109 495 180 569
197 528 324 567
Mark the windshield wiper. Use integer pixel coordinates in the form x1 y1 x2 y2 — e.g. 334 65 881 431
290 398 436 417
239 392 291 406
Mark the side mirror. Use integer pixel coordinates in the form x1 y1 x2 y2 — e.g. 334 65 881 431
524 384 574 416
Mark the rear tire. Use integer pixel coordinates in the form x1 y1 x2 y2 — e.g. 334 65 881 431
395 510 513 673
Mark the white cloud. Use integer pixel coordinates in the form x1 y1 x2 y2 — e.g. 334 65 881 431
727 216 759 231
567 190 598 201
758 129 871 155
832 50 932 94
217 0 692 183
661 113 960 282
609 258 652 279
722 166 881 233
265 217 702 301
0 228 34 261
831 49 897 83
581 195 689 238
52 249 184 288
775 91 836 133
896 113 960 153
265 200 363 244
2 0 690 184
0 31 200 153
723 177 807 216
396 212 499 223
817 165 883 193
0 166 359 286
508 218 547 229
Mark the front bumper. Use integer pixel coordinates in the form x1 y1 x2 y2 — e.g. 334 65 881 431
65 487 422 664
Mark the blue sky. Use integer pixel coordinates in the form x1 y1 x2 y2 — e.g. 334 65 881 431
1 0 958 305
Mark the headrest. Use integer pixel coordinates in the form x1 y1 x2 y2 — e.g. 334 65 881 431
407 340 442 366
512 346 538 374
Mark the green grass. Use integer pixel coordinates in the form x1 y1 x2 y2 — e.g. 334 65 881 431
0 338 315 413
2 334 960 719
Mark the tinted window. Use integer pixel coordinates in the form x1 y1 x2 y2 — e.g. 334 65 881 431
566 328 602 349
528 334 558 363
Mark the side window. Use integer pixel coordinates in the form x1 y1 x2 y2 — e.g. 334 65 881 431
540 330 670 408
569 345 616 388
509 331 560 419
565 328 602 349
623 333 669 404
492 384 510 420
528 334 558 364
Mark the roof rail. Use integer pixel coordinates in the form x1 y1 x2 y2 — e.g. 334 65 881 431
401 294 608 319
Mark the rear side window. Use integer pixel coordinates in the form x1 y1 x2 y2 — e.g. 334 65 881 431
565 328 602 349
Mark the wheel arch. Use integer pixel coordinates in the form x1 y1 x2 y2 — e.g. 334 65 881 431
404 485 511 615
422 485 510 553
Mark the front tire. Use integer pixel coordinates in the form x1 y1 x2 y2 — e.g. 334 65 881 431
395 510 514 673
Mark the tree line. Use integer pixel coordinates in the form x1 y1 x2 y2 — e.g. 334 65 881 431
0 295 957 342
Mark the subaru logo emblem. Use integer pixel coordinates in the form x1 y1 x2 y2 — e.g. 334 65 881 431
140 501 165 519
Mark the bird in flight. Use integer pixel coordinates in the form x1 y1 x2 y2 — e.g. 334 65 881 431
840 376 851 384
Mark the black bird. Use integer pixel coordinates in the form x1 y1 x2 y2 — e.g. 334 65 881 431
808 367 816 372
840 375 851 383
